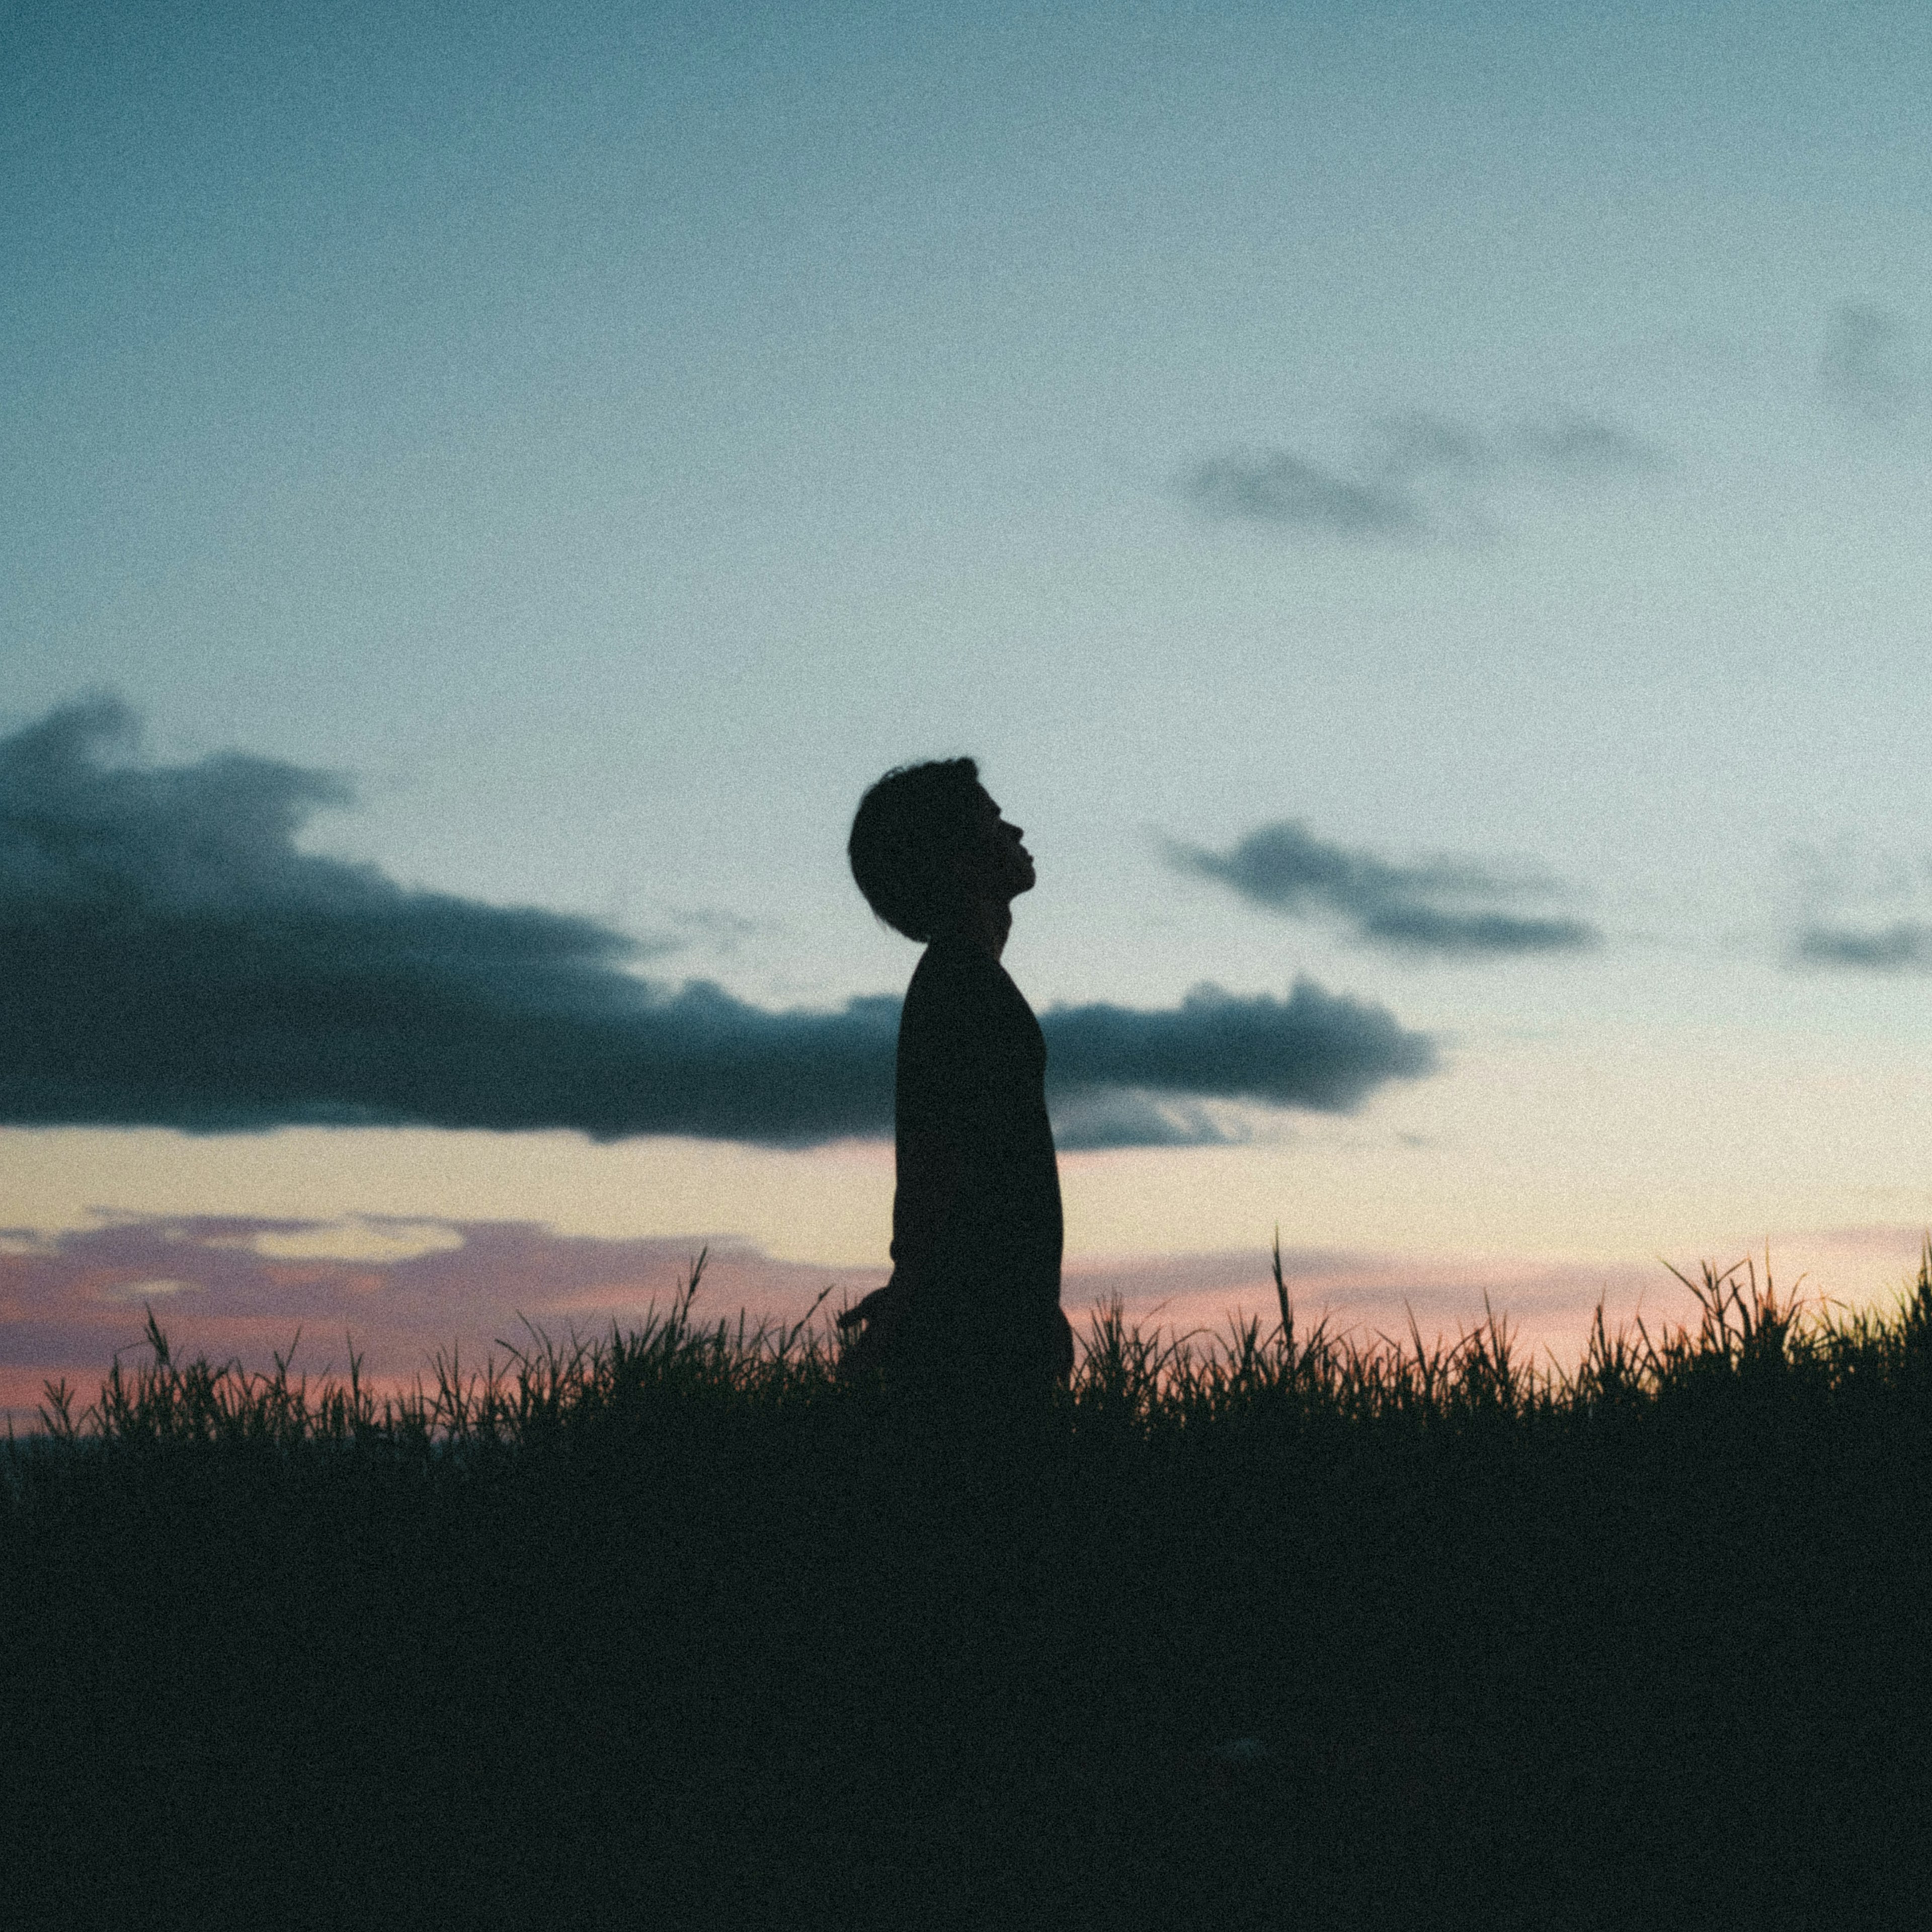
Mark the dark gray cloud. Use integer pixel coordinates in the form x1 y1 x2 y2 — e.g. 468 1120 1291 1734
1044 980 1435 1140
1181 408 1663 541
1170 820 1599 958
1819 305 1921 423
1793 923 1932 972
1 700 1438 1147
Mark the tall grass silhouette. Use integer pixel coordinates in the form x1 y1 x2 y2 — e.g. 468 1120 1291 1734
7 1238 1932 1930
18 1235 1929 1460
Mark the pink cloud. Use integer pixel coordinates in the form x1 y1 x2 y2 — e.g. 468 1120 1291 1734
0 1216 867 1425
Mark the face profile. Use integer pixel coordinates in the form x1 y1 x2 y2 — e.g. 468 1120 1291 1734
958 787 1035 909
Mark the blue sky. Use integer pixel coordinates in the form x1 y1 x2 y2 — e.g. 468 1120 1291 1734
8 0 1932 1386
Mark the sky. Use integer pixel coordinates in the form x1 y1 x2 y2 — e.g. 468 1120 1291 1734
8 0 1932 1416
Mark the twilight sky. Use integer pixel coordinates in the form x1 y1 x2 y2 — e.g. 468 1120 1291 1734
8 0 1932 1410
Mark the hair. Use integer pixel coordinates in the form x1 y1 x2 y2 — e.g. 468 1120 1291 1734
847 757 983 942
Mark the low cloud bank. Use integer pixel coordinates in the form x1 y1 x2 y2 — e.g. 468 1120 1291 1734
1181 407 1662 542
0 699 903 1143
2 700 1435 1146
1170 819 1598 958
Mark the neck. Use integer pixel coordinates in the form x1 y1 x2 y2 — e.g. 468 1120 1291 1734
944 898 1011 958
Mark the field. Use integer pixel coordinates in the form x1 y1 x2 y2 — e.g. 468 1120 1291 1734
6 1244 1932 1929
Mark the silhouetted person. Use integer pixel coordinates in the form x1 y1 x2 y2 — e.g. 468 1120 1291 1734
843 759 1075 1395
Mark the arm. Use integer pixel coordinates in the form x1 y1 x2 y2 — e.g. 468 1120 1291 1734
890 951 1002 1293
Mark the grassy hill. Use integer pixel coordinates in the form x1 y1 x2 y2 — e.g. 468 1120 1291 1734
6 1245 1931 1928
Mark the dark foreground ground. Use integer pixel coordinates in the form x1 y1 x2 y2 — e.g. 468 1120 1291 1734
6 1267 1932 1929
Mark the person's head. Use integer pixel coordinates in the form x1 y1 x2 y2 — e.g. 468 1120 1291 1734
848 759 1034 942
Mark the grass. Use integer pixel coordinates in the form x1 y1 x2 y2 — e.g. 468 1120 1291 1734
7 1239 1932 1929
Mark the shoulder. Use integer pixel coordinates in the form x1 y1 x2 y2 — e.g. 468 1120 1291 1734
900 943 1018 1066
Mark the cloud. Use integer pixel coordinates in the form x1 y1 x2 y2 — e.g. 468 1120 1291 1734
1819 305 1922 423
0 697 904 1143
1505 412 1661 475
1183 450 1423 536
0 1214 860 1422
2 699 1438 1146
1044 980 1435 1119
1169 820 1599 958
1783 837 1932 972
1793 923 1932 972
663 906 773 958
1180 408 1663 541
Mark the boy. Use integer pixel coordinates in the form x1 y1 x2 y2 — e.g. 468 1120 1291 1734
843 759 1074 1391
